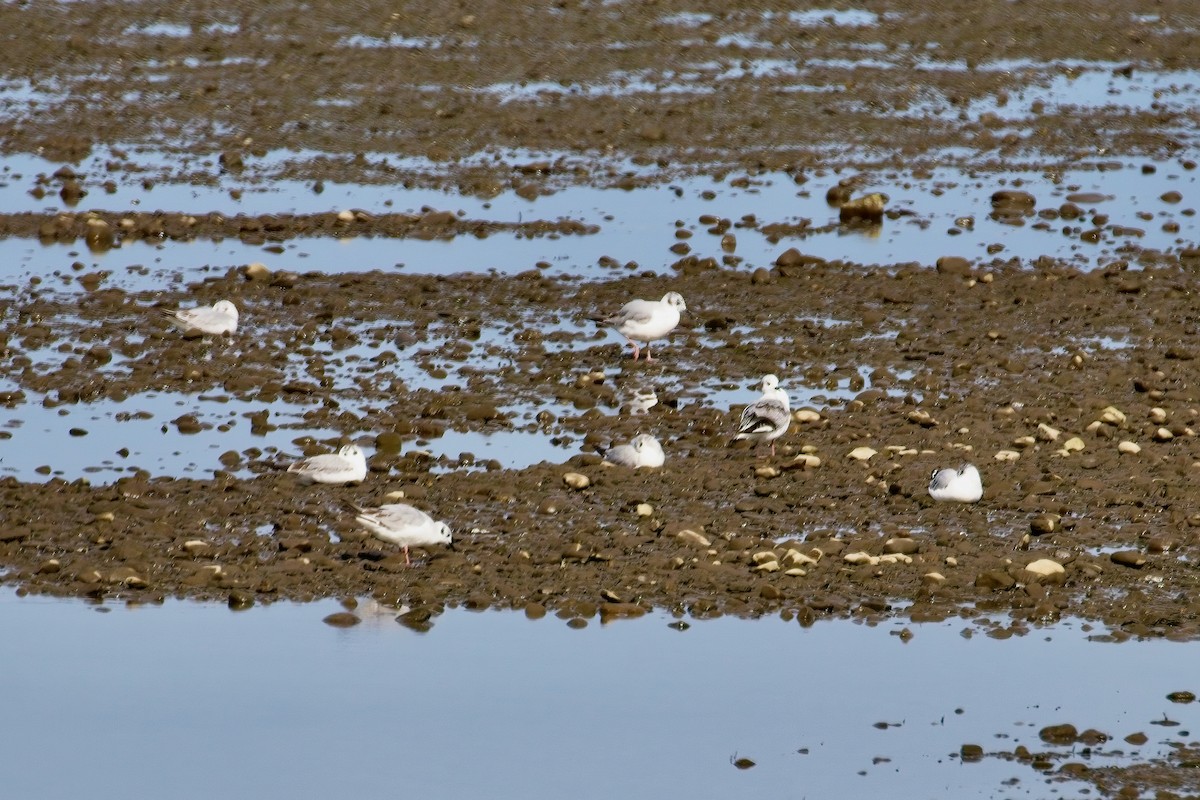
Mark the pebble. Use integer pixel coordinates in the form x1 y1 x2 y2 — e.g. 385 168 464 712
227 590 255 610
84 218 114 249
1039 723 1078 744
1099 406 1127 425
598 602 646 621
397 608 434 633
563 472 591 489
1036 423 1061 441
635 503 654 517
107 567 147 588
322 611 361 628
1025 559 1065 578
1154 427 1173 441
922 572 946 584
883 537 919 555
975 571 1016 590
1030 513 1060 535
991 189 1037 208
907 409 937 427
242 262 271 281
1109 550 1146 568
676 529 711 547
1149 407 1168 424
1145 536 1176 553
181 539 210 556
793 409 821 423
994 449 1020 461
838 192 886 223
1117 440 1141 455
1061 437 1085 453
936 256 972 276
784 454 821 470
847 446 877 461
782 549 819 567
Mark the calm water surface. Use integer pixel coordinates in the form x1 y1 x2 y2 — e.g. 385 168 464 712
2 593 1196 799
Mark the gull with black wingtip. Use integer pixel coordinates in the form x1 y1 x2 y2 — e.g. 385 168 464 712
729 374 791 457
928 464 983 503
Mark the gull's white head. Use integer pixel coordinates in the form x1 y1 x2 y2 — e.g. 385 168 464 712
339 444 365 461
761 374 780 392
213 300 239 320
434 522 453 544
631 434 655 451
661 292 687 312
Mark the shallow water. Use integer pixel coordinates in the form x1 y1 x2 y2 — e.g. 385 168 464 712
2 151 1196 293
4 6 1200 797
3 593 1196 799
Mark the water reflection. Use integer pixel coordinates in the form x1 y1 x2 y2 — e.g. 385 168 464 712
2 594 1196 799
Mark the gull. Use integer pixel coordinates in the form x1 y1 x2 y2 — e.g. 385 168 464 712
729 374 791 457
161 299 239 335
601 433 666 468
593 292 687 362
928 464 983 503
349 502 453 565
626 388 659 415
287 444 368 485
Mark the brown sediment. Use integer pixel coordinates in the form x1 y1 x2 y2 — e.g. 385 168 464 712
0 0 1199 654
3 260 1200 644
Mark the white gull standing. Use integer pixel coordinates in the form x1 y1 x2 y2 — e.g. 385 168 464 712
287 443 368 485
349 502 453 565
729 374 791 457
161 299 239 335
601 433 666 468
593 292 687 362
928 464 983 503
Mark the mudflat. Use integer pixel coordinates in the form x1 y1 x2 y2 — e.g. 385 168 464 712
1 1 1199 644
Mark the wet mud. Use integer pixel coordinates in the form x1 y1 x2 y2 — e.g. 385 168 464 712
2 0 1200 661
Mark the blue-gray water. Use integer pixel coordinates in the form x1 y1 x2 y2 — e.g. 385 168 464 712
2 593 1195 799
